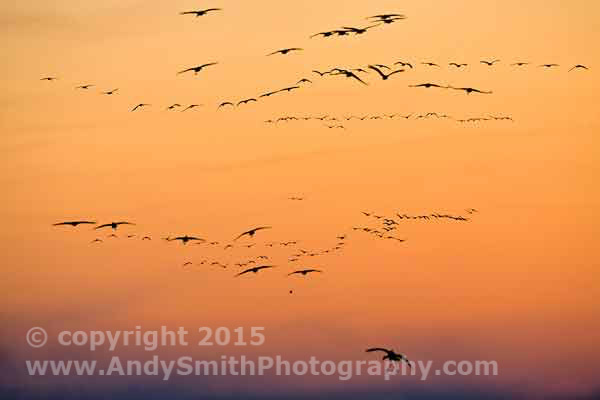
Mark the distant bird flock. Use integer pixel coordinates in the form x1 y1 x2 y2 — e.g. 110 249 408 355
44 4 588 367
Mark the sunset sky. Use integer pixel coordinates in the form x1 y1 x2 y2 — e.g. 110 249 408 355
2 1 599 399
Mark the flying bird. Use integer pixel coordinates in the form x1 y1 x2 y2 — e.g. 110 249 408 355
480 59 500 66
235 265 275 277
366 348 412 367
368 14 406 20
76 84 94 89
131 103 150 112
569 64 588 71
180 8 221 17
182 104 202 112
312 70 330 76
169 235 204 244
95 222 135 230
421 62 439 67
409 83 448 89
288 269 322 276
53 221 96 227
310 31 336 38
368 65 404 80
450 86 492 94
166 103 182 110
40 77 57 81
297 78 312 84
341 25 379 35
277 86 300 93
449 63 468 68
177 63 218 75
539 63 559 68
237 98 257 106
218 101 234 109
234 226 272 241
511 62 529 66
394 61 413 69
102 88 119 95
330 69 368 85
267 48 303 56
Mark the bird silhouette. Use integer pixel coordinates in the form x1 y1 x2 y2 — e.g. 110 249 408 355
95 222 135 230
539 63 559 68
341 25 379 35
480 59 500 66
53 221 96 227
511 62 529 66
180 8 221 17
40 77 58 81
102 88 119 95
169 235 204 244
178 63 218 75
312 70 331 76
450 86 492 94
366 348 412 367
166 103 182 110
569 64 588 71
131 103 150 111
288 269 322 276
267 48 303 56
409 83 448 89
394 61 413 69
218 101 234 109
237 98 257 106
182 104 202 112
76 84 94 89
277 86 300 93
310 31 336 38
235 265 275 277
368 65 404 80
297 78 312 84
368 13 406 20
449 63 468 68
330 69 368 85
234 226 272 241
421 62 439 67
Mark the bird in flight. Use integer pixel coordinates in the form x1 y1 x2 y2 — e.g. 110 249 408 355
511 62 529 67
180 8 221 17
169 235 204 245
368 13 406 20
480 59 500 66
421 62 439 67
341 25 379 35
95 222 135 230
539 63 559 68
76 84 94 89
234 226 272 241
131 103 150 112
450 86 492 94
277 86 300 93
330 69 368 85
288 269 322 276
312 70 331 76
235 265 275 277
182 104 202 112
394 61 413 69
218 101 234 109
53 221 96 227
366 348 412 368
449 63 468 68
178 63 218 75
166 103 182 110
237 98 257 106
91 238 103 244
310 31 336 38
297 78 312 84
409 83 448 89
569 64 588 71
40 77 58 81
368 65 404 80
102 89 119 95
267 48 303 56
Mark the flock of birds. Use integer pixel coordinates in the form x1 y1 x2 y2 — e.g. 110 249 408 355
38 7 589 120
264 112 514 129
43 5 588 370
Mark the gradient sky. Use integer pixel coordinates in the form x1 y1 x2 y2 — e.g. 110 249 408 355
2 1 599 399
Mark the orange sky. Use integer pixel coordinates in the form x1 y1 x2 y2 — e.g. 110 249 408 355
1 1 599 398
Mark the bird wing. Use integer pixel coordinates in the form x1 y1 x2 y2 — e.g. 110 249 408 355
365 348 391 354
94 223 112 230
177 68 194 74
115 222 135 226
200 62 218 69
347 72 368 85
387 69 404 77
235 268 254 277
368 65 386 79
